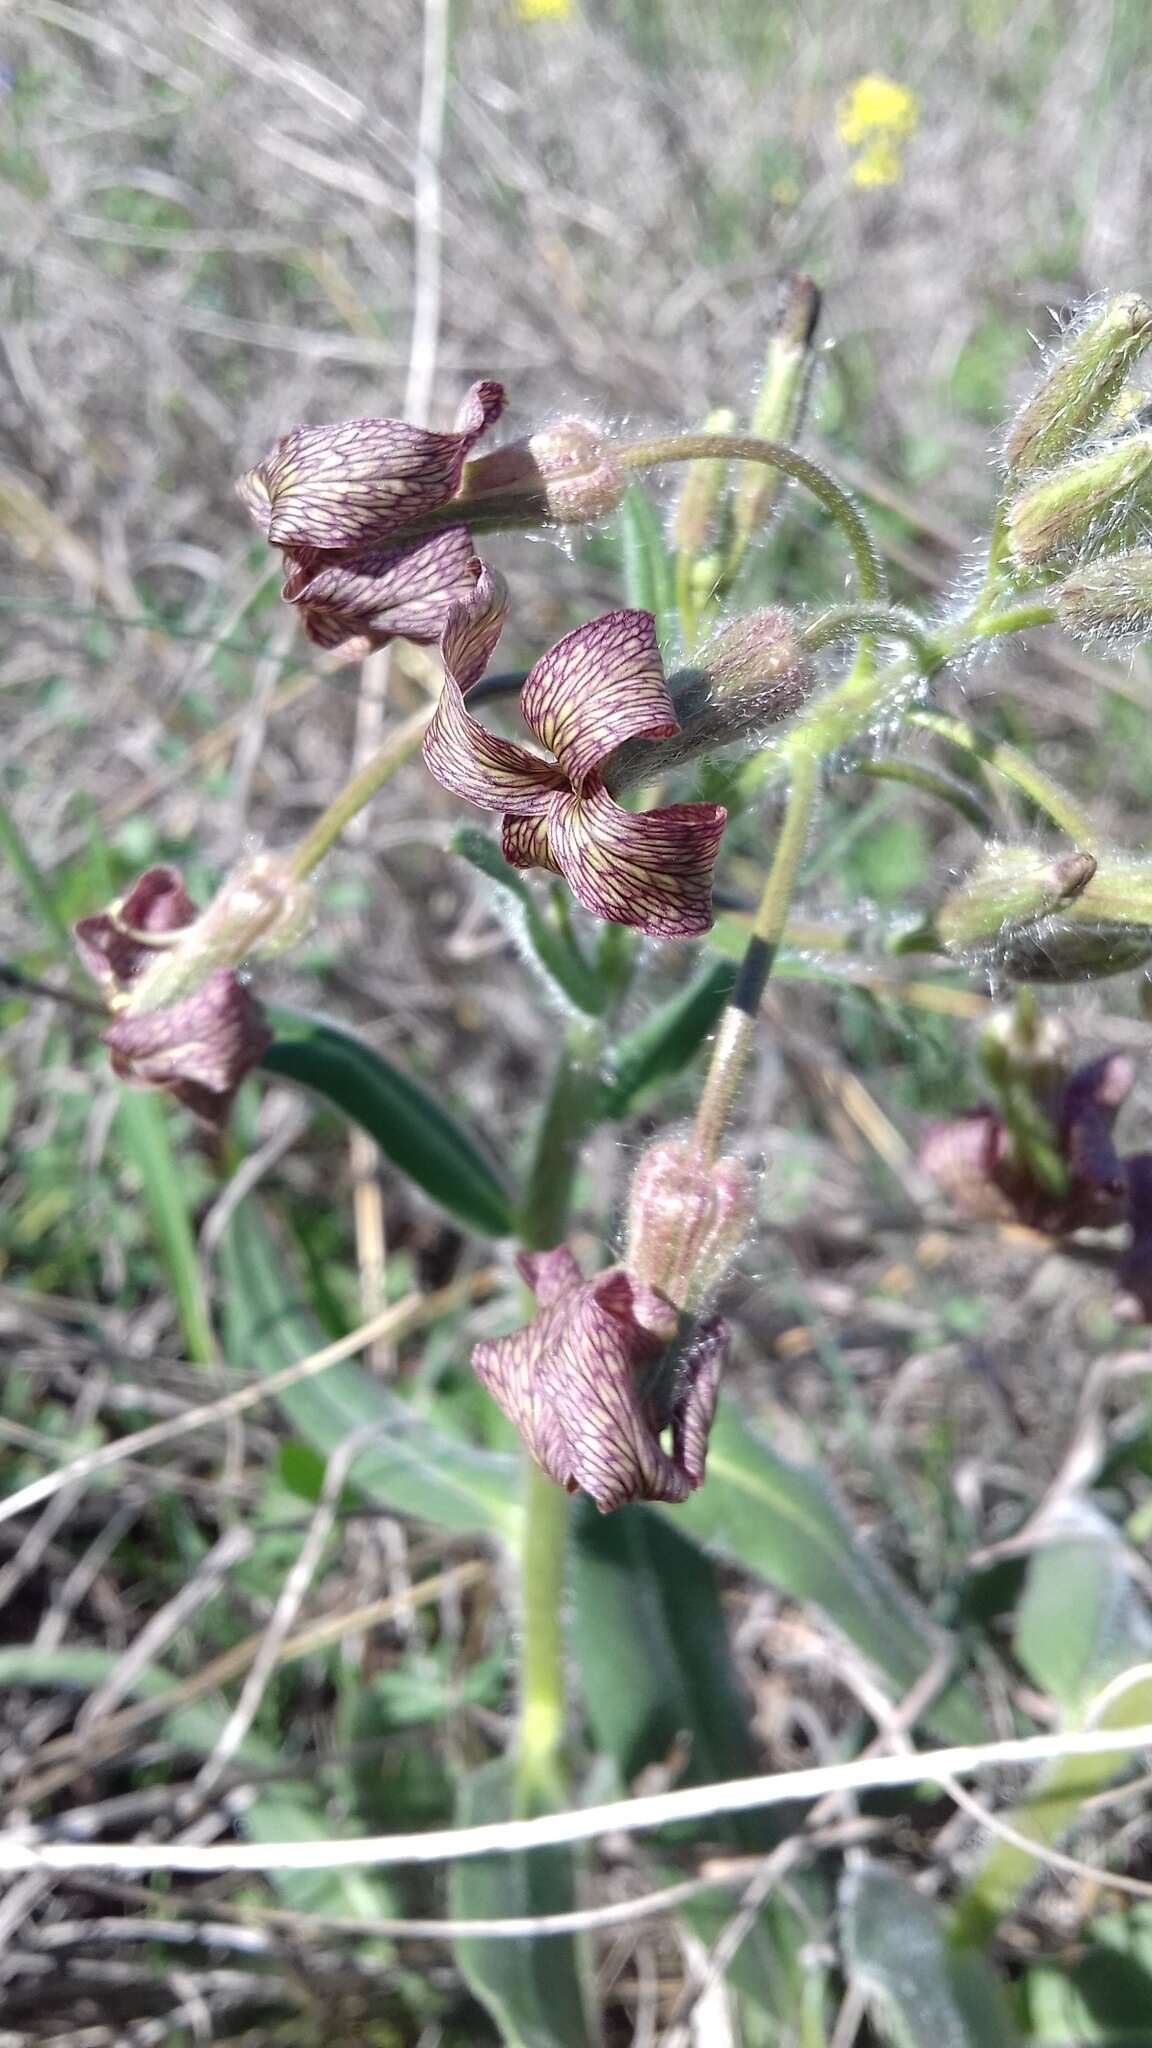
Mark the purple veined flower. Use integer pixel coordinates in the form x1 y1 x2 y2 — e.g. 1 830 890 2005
424 589 728 938
473 1246 727 1513
74 865 273 1134
280 527 484 662
236 380 506 553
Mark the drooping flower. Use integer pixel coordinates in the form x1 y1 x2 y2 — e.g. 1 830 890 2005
237 381 506 553
919 1051 1132 1234
473 1246 727 1512
73 863 292 1132
424 584 727 938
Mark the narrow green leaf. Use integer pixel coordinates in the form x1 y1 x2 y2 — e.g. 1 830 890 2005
453 827 606 1015
600 957 737 1116
671 1402 983 1742
0 1645 399 1925
261 1007 513 1238
616 482 675 627
115 1088 214 1363
218 1197 520 1541
449 1758 594 2048
1014 1501 1152 1716
1027 1904 1152 2044
952 1504 1152 1949
841 1863 1018 2048
571 1503 818 2030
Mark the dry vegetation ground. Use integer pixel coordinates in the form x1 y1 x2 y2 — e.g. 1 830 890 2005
6 1 1152 2042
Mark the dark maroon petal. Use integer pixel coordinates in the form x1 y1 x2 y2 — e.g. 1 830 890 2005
286 528 483 659
520 610 677 791
1119 1153 1152 1320
241 380 506 552
501 808 561 873
472 1300 579 1492
536 1267 684 1512
547 780 726 937
1058 1053 1132 1224
668 1318 727 1488
74 866 197 993
102 971 271 1131
423 573 568 815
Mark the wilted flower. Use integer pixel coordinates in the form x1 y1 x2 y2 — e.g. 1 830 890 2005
424 579 727 938
473 1246 727 1512
74 864 284 1131
237 381 506 553
919 1050 1132 1234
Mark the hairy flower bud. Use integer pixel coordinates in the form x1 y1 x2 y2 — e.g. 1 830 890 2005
1006 294 1152 479
626 1139 750 1313
1006 431 1152 568
733 275 822 552
607 608 815 793
672 407 735 556
1056 548 1152 644
937 847 1097 953
119 855 312 1017
939 846 1152 981
461 418 625 524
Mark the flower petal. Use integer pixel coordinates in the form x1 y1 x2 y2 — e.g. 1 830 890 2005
472 1303 578 1492
239 381 506 551
283 527 483 658
516 1247 583 1306
520 610 677 789
102 972 271 1131
668 1318 727 1488
424 574 568 816
548 781 726 937
74 866 197 994
536 1268 686 1512
501 809 561 872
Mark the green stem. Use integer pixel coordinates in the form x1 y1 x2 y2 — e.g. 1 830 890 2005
801 603 941 670
907 709 1099 846
616 434 886 604
287 704 433 881
513 1023 604 1811
692 748 819 1160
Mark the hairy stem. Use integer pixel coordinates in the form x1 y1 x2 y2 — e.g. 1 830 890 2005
615 435 886 604
907 709 1099 847
692 748 819 1160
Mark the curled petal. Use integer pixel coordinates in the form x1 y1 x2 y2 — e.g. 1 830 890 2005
238 380 506 551
668 1318 727 1489
102 971 271 1131
501 808 561 873
424 575 566 815
536 1269 684 1512
521 610 677 790
283 527 483 659
74 866 196 995
548 780 726 938
516 1247 583 1306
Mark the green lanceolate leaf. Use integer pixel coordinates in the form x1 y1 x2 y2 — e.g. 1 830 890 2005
449 1758 594 2048
600 957 737 1116
115 1089 215 1364
952 1502 1152 1949
570 1503 821 2033
261 1008 514 1239
616 482 675 627
218 1197 520 1541
452 828 606 1016
841 1863 1018 2048
1026 1903 1152 2044
671 1402 983 1742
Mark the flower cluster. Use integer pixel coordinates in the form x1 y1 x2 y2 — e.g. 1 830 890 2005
835 74 918 189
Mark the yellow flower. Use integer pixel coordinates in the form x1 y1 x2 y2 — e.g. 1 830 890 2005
516 0 572 18
836 74 918 187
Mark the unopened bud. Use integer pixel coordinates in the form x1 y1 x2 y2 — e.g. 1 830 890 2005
461 418 625 524
609 608 815 792
1056 548 1152 643
734 275 822 552
125 856 312 1016
627 1139 750 1314
937 846 1097 953
672 408 735 556
980 999 1070 1102
1006 431 1152 568
1005 294 1152 478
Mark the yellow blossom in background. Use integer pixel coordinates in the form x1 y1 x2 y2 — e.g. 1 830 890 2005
516 0 572 19
836 73 919 188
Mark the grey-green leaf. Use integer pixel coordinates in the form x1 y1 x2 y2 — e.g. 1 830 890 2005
261 1006 514 1237
449 1758 595 2048
671 1401 983 1741
218 1197 520 1541
842 1862 1018 2048
1014 1499 1152 1716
